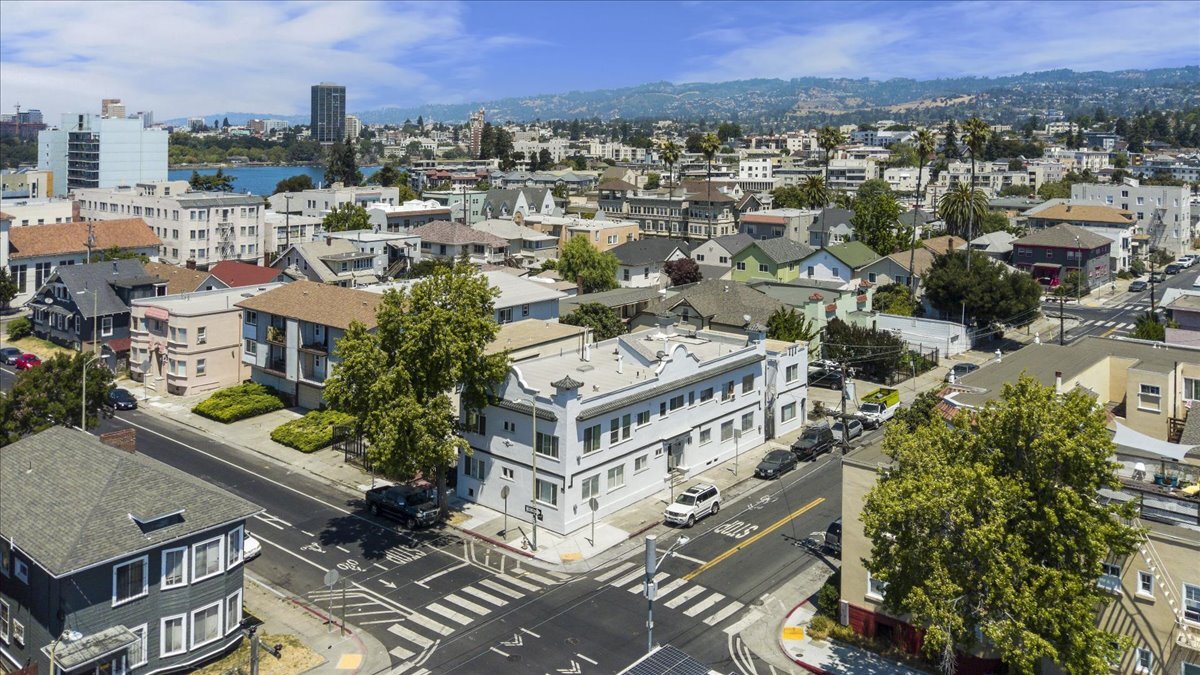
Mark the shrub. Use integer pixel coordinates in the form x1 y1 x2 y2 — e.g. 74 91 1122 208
193 383 285 423
270 409 354 453
808 614 836 640
7 316 31 340
816 569 842 618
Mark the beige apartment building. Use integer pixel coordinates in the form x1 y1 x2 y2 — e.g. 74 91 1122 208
129 284 281 396
840 337 1200 674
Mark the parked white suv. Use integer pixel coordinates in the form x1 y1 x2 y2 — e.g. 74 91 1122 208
664 484 721 527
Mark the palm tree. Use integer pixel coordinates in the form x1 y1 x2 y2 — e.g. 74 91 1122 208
699 132 721 238
815 126 847 246
937 182 987 241
659 139 682 237
962 117 991 248
907 128 937 290
798 175 828 210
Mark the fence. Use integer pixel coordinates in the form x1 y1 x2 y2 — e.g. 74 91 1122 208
334 424 369 470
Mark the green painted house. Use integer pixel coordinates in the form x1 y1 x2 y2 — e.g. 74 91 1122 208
730 237 815 283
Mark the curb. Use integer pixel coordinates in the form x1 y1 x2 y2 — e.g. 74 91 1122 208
777 598 831 675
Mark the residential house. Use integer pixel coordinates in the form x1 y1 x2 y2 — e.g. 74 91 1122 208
5 218 161 305
798 241 881 283
412 220 508 264
968 231 1017 262
419 189 487 224
204 260 287 289
1023 201 1136 271
1011 223 1112 291
29 260 166 359
559 286 664 324
487 320 589 362
483 270 566 324
471 218 559 267
481 188 558 220
271 237 381 287
456 319 807 535
739 208 817 242
729 237 814 284
689 233 755 280
365 199 452 233
857 236 966 289
0 426 259 675
807 208 855 248
131 284 282 396
143 261 216 295
237 280 383 409
325 230 421 279
611 238 693 289
748 279 873 352
631 279 790 337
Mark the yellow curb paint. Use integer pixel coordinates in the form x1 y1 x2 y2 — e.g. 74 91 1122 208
336 654 364 670
559 552 582 562
782 626 806 640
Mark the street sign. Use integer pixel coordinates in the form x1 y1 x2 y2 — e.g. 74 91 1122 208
524 505 544 520
589 497 599 512
500 485 510 500
323 569 339 588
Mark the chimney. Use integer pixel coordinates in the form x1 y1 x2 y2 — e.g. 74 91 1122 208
185 258 197 270
616 351 623 374
583 342 591 362
99 428 136 453
326 235 332 246
1055 371 1063 394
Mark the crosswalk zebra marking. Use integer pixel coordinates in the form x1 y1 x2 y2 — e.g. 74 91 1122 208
479 578 525 599
704 600 746 626
513 570 558 586
460 586 507 607
442 593 491 616
594 561 636 583
654 578 688 600
498 573 542 592
388 623 434 649
629 572 670 593
684 592 726 617
389 645 415 661
664 585 706 609
426 602 473 626
723 608 764 636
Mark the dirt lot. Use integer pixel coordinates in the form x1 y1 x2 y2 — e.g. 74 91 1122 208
193 633 323 675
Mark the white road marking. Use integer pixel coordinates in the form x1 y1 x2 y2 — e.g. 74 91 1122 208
442 593 491 616
389 645 415 660
593 561 636 583
460 586 507 607
497 573 541 592
336 545 351 553
514 569 558 586
426 602 473 626
672 553 708 566
1105 321 1117 327
519 627 541 638
415 562 469 587
489 647 510 657
388 623 434 649
654 578 688 599
684 592 726 617
664 585 706 609
723 608 764 636
255 536 412 615
374 563 389 571
704 600 746 626
629 572 669 593
608 568 645 589
479 578 524 599
576 653 598 665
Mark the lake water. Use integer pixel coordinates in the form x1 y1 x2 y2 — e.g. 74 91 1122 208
167 165 382 197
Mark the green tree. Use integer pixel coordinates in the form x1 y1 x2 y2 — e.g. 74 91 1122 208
997 184 1034 197
561 303 627 341
962 117 991 244
273 174 315 194
2 353 114 442
663 258 702 286
0 267 18 310
817 125 846 176
886 142 917 169
659 140 681 196
324 142 362 186
324 263 508 513
644 172 661 190
537 148 553 170
922 250 1042 327
862 375 1139 675
821 318 904 383
851 183 906 256
1131 310 1167 341
766 307 817 343
716 122 742 142
942 119 959 159
798 175 829 210
7 316 31 340
189 168 235 192
558 236 619 293
979 211 1013 234
890 389 941 431
872 283 918 316
322 202 371 232
938 182 988 240
368 164 403 188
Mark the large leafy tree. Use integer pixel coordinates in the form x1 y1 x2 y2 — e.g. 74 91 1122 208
324 263 509 512
798 175 829 210
2 353 113 444
189 169 235 192
766 307 817 343
322 202 371 232
324 142 362 186
850 181 906 256
872 283 918 316
923 250 1042 327
273 174 315 195
558 236 619 293
663 258 702 286
937 182 987 240
561 303 627 341
0 267 18 310
821 318 904 383
862 375 1140 675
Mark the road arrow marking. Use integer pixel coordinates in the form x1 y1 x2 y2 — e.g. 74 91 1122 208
555 661 581 674
380 580 397 589
500 634 523 647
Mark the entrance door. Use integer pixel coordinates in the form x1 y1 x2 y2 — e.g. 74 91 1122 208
667 438 684 470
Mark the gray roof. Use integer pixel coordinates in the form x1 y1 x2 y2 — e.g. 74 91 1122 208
611 238 694 266
750 237 813 264
175 193 263 207
1013 223 1111 249
561 286 664 312
48 259 158 318
641 279 788 328
898 208 935 227
552 375 584 389
970 231 1017 253
0 426 260 577
711 233 755 256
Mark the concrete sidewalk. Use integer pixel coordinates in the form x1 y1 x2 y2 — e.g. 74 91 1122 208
779 601 928 675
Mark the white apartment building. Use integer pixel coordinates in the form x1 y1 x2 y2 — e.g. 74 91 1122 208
587 140 658 164
1071 179 1194 255
38 114 167 196
457 320 808 535
268 184 401 219
76 181 265 266
882 167 920 193
513 137 570 164
264 210 322 254
826 158 878 192
0 198 74 226
1042 146 1112 172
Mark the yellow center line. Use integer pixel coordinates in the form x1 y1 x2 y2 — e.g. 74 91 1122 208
682 497 825 581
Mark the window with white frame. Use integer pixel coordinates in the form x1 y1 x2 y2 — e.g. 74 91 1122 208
226 590 243 635
113 556 149 606
0 600 9 643
699 427 712 444
583 424 602 454
1138 383 1162 411
128 624 148 668
535 479 557 507
244 339 257 355
786 364 799 382
196 358 207 376
700 387 714 403
227 527 244 568
466 455 485 480
191 602 222 649
741 412 754 432
192 537 224 582
1185 377 1200 401
721 420 734 441
635 455 648 473
1135 647 1152 673
501 466 514 480
781 402 797 422
1099 562 1122 593
14 559 27 583
581 475 600 500
1185 583 1200 622
101 316 113 337
11 619 22 647
866 571 888 600
1137 570 1154 597
636 410 650 426
162 547 188 589
607 465 625 491
536 432 560 459
161 614 186 657
1182 662 1200 675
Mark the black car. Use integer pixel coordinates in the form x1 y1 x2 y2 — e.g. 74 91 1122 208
809 368 844 390
791 424 835 461
1128 279 1149 292
755 449 798 479
108 387 138 410
1165 263 1184 275
1 347 22 365
365 484 440 529
944 362 980 382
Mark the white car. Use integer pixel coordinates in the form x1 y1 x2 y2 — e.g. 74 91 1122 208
244 534 262 561
664 484 721 528
1180 255 1197 268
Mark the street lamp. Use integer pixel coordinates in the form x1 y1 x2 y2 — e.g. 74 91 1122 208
49 629 83 675
644 533 690 653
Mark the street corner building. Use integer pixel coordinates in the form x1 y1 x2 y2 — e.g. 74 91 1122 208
0 426 261 675
457 315 809 536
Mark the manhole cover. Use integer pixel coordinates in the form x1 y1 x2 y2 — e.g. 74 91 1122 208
507 655 521 663
566 637 580 646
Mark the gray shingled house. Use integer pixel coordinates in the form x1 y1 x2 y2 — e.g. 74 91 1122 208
0 427 260 675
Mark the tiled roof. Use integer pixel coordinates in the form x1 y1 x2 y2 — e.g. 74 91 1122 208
921 235 967 254
0 426 259 577
235 279 383 330
1032 203 1135 225
143 262 210 295
750 237 813 264
414 220 508 247
7 219 160 260
611 238 693 266
1014 223 1112 249
209 260 283 287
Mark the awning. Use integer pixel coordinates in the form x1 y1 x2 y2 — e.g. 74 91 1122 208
1113 422 1195 462
42 626 138 671
144 306 170 321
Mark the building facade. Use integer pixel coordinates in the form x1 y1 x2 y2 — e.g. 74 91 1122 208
310 83 346 144
38 114 167 196
1071 180 1194 257
268 184 400 220
1012 224 1112 291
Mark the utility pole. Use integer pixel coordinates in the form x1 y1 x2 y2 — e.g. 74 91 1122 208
645 535 656 654
284 195 293 251
840 362 849 453
1058 293 1066 345
530 395 538 552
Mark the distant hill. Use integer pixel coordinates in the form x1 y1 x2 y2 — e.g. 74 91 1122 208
164 67 1200 127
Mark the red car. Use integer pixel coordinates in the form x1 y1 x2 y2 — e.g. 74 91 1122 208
14 353 41 370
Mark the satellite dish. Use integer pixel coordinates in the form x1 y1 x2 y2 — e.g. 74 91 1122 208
743 314 751 324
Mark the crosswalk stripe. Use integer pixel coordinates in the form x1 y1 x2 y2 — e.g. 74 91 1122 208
655 578 688 599
426 602 473 626
684 592 726 618
460 586 508 607
723 608 764 636
630 572 669 593
498 573 542 592
389 645 415 661
1104 321 1116 327
443 593 491 616
609 568 645 589
594 561 636 583
664 586 706 609
704 600 746 626
548 571 572 580
515 570 559 586
388 623 434 649
479 578 525 599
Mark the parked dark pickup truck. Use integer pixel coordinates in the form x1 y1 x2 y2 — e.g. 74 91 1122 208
365 485 440 529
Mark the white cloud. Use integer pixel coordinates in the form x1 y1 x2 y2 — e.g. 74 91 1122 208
0 0 520 119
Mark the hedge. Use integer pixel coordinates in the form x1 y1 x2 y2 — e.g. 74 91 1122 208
270 409 355 453
192 383 286 423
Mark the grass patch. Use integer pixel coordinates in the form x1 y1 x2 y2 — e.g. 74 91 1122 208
270 409 354 453
193 383 286 423
5 336 76 359
192 632 322 675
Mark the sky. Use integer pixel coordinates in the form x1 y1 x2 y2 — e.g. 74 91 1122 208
2 0 1198 121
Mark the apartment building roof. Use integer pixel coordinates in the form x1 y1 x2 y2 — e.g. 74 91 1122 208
7 218 160 260
483 270 567 308
414 220 508 247
560 286 664 313
1013 223 1112 249
174 192 263 208
135 284 282 316
209 260 284 287
236 279 382 330
487 320 588 356
1031 203 1135 225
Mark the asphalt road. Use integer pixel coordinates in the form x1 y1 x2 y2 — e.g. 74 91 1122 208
1046 266 1200 342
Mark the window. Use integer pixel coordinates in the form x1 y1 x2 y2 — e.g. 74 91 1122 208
161 614 186 657
535 479 558 507
1183 663 1200 675
607 465 625 491
721 420 734 441
742 374 754 393
786 364 799 382
1099 562 1122 593
741 412 754 432
735 262 746 271
782 402 797 422
129 624 148 668
11 620 22 647
536 432 560 459
723 380 735 401
635 455 648 473
465 455 485 480
244 310 257 325
162 547 188 589
197 358 207 376
192 537 224 582
866 571 888 600
0 600 8 644
1135 647 1153 673
191 601 222 649
14 559 27 583
226 591 243 635
1185 377 1200 401
1185 583 1200 622
244 339 257 355
636 410 650 426
669 394 684 411
113 556 149 606
501 466 514 480
583 424 602 453
466 411 486 435
101 315 113 337
807 266 815 277
498 307 513 323
228 526 244 568
582 475 599 500
758 263 769 273
197 326 207 344
1138 570 1154 596
1139 383 1162 412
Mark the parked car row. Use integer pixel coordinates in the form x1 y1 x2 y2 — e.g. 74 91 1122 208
2 348 41 370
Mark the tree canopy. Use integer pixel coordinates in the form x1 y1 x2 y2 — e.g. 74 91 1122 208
0 267 18 310
872 283 919 316
663 258 702 286
557 236 619 293
862 375 1140 674
273 174 315 195
937 182 988 240
324 142 362 187
561 303 627 341
922 250 1042 327
850 181 907 256
821 318 904 383
322 202 371 232
189 169 235 192
1 353 114 444
766 307 817 343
